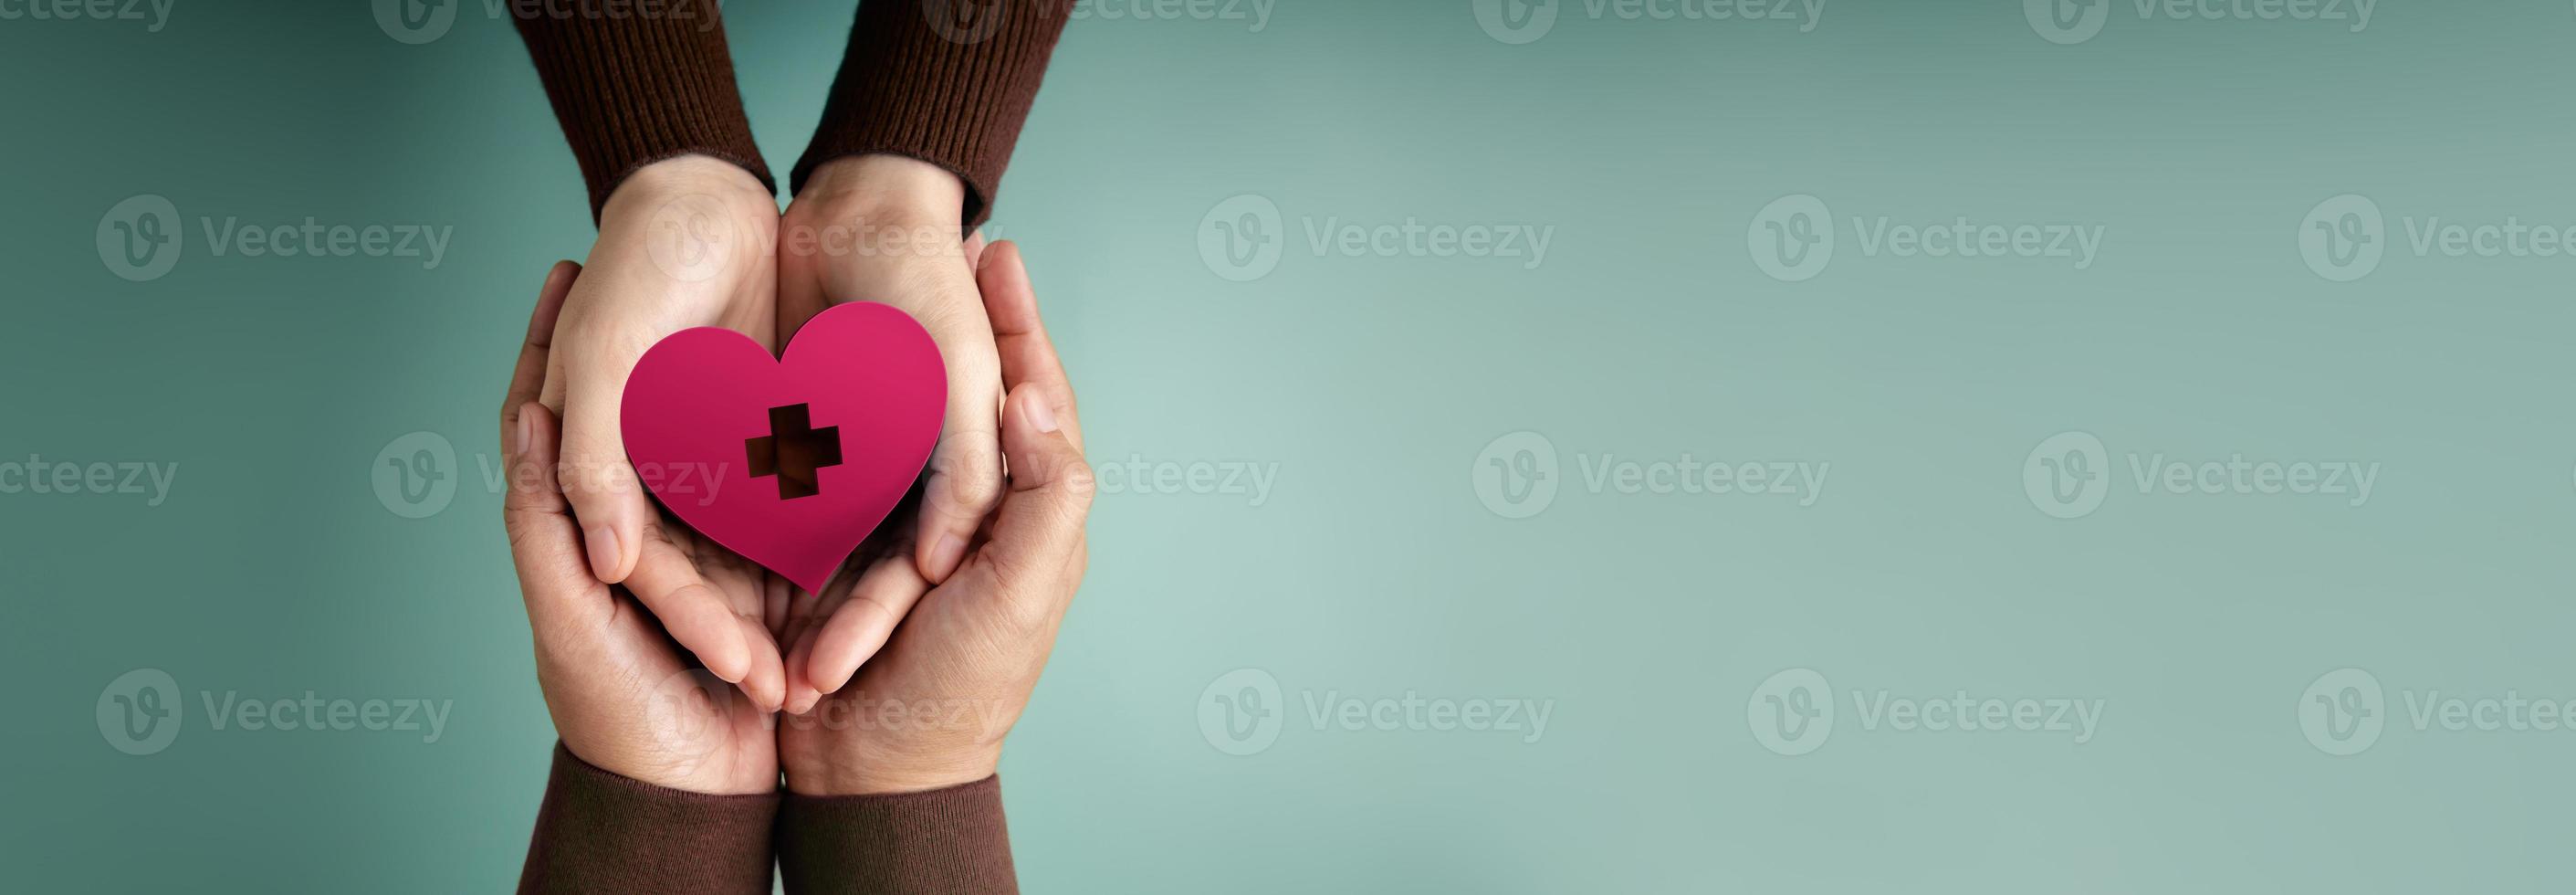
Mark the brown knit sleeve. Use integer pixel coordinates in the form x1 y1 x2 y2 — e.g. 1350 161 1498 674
515 2 776 219
517 743 780 895
791 1 1069 226
775 775 1019 895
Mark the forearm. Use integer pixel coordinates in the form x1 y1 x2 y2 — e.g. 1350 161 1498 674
775 775 1019 895
518 743 780 895
515 0 775 218
791 0 1069 226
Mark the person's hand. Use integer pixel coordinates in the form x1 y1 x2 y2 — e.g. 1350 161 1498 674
777 154 1010 709
778 240 1092 794
503 261 780 795
539 155 787 709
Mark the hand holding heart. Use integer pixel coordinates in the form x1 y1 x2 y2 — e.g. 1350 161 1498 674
507 155 1089 793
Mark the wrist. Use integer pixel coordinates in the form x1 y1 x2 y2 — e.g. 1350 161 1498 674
597 156 780 284
791 154 967 229
786 752 999 796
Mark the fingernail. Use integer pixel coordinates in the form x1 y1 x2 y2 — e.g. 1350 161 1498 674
583 525 622 581
1025 391 1060 434
930 532 968 580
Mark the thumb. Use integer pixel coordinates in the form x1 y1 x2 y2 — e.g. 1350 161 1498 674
558 372 652 584
979 384 1094 583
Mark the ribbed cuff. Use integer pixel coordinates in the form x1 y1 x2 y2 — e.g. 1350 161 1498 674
516 1 776 219
776 775 1019 895
791 0 1069 226
517 743 780 895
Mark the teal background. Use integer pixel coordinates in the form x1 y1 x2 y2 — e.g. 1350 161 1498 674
8 0 2576 891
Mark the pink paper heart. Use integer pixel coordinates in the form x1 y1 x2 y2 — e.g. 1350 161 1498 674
621 301 945 593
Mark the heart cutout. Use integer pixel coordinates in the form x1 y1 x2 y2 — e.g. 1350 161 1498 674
621 301 945 592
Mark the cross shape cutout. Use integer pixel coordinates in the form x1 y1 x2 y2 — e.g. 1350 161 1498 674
744 403 843 500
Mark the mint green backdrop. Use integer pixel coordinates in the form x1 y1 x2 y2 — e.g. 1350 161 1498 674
8 0 2573 891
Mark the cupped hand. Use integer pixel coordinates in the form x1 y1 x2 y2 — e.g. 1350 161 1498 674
778 157 1009 694
539 156 787 707
502 261 780 795
778 240 1092 794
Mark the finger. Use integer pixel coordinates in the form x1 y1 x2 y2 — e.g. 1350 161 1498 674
503 261 579 453
962 229 987 273
560 366 654 584
782 624 824 715
735 614 786 711
977 242 1081 451
502 404 602 629
912 352 1006 585
623 527 755 685
975 384 1094 588
809 555 931 696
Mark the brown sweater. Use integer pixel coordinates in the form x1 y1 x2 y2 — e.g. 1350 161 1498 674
511 4 1062 891
518 745 1019 895
517 0 1065 225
